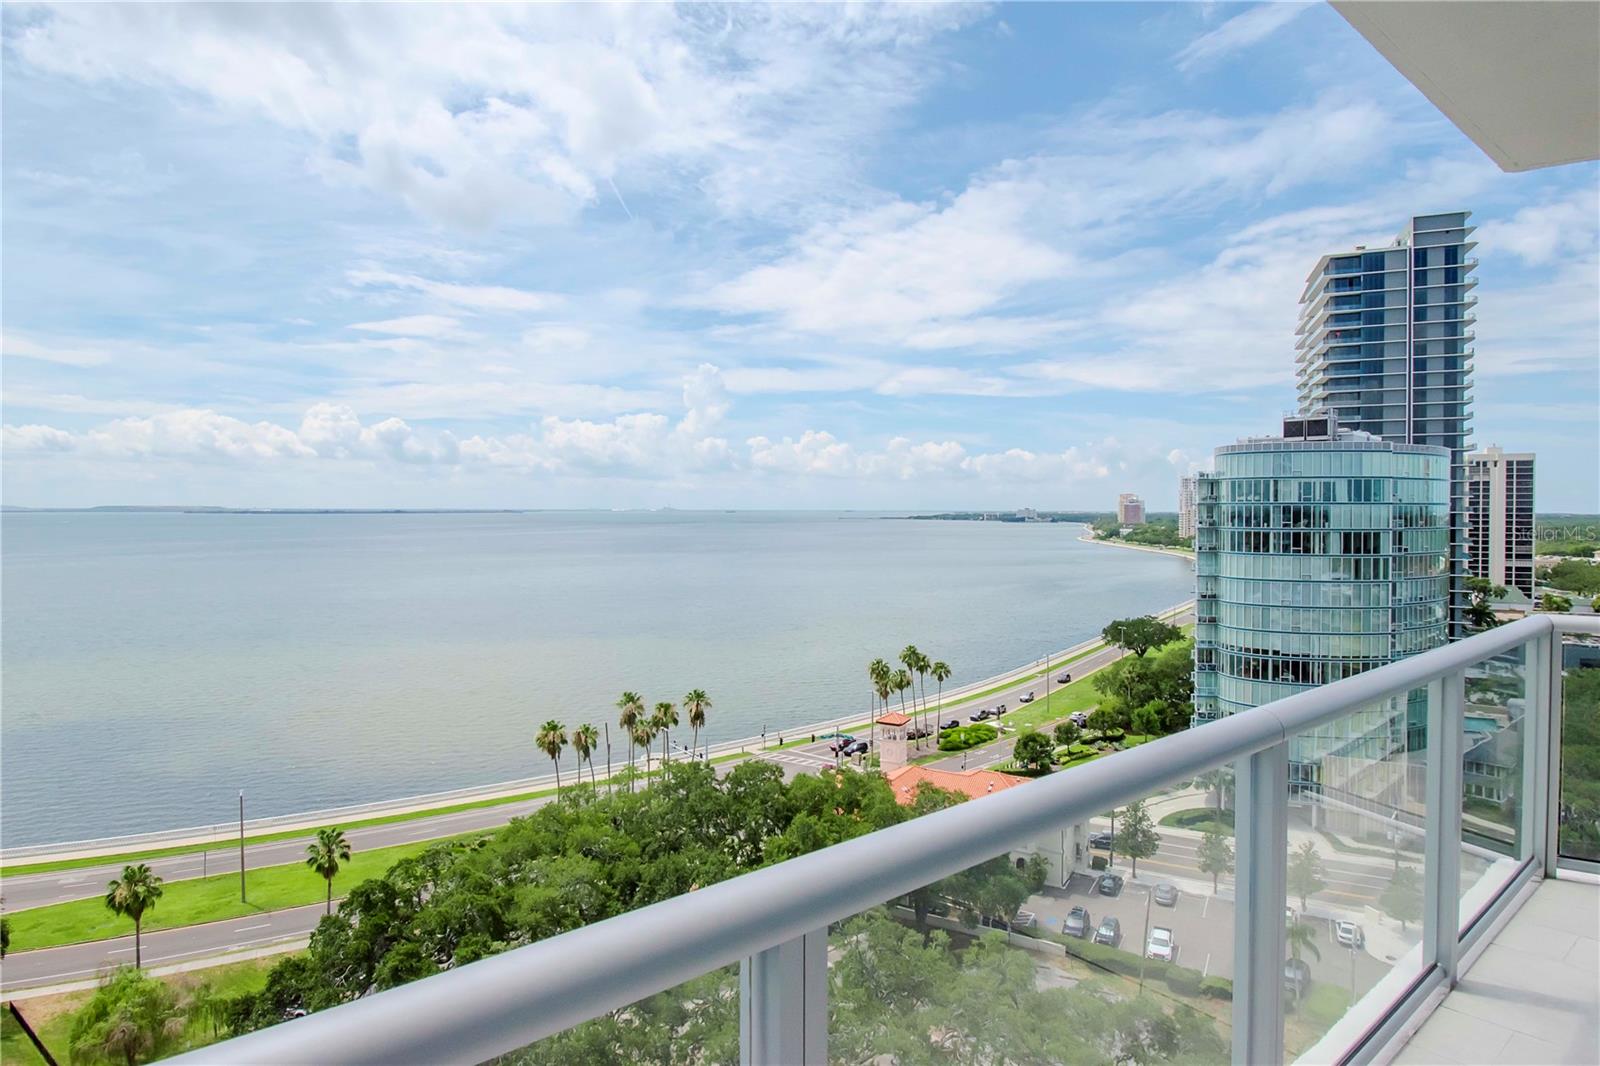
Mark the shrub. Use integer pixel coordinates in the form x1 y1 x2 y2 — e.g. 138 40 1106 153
1163 966 1201 996
1199 976 1233 1000
938 723 999 752
1159 807 1236 831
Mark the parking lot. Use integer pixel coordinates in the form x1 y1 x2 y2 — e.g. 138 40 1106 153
1024 873 1391 996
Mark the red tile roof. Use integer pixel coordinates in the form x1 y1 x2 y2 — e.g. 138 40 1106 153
884 764 1029 804
875 711 912 726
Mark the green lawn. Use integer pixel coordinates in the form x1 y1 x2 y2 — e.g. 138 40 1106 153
1159 807 1235 831
1 953 284 1066
6 836 468 953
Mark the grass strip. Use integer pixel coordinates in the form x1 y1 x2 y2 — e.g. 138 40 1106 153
6 835 474 953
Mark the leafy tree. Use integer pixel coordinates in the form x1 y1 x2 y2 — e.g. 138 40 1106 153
571 723 599 787
1466 576 1508 630
1054 719 1081 747
651 701 678 764
1381 866 1424 931
1197 824 1234 892
105 864 164 968
1011 729 1055 773
1113 799 1160 877
1287 840 1327 912
615 692 643 791
305 827 353 915
537 719 568 793
1540 592 1574 613
1130 700 1163 738
682 689 711 757
70 966 182 1066
1086 704 1123 736
1102 616 1181 658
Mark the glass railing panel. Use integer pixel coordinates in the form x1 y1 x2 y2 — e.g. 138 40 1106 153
1283 688 1429 1060
829 771 1233 1065
1459 645 1532 928
496 965 739 1065
1559 637 1600 863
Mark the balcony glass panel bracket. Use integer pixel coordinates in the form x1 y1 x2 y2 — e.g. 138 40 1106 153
741 928 828 1065
1423 672 1464 982
1232 741 1288 1066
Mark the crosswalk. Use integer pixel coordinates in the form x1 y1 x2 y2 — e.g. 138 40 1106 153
759 750 839 769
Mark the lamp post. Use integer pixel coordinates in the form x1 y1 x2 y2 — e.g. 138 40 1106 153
238 791 246 903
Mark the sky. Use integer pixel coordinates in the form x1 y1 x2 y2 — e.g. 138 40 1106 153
3 2 1596 512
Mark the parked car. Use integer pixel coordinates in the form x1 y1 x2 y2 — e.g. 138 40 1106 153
1283 958 1311 998
1145 927 1176 962
1097 872 1124 897
1153 882 1179 907
969 709 990 722
1088 830 1114 850
1334 920 1365 949
1057 672 1072 683
1063 906 1092 938
1093 915 1121 946
1018 692 1035 703
942 719 961 731
995 703 1007 714
1070 712 1089 727
842 740 869 756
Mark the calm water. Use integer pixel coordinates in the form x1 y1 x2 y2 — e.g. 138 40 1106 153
1 511 1191 845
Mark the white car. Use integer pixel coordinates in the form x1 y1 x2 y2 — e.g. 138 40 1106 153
1334 920 1365 948
1146 926 1176 962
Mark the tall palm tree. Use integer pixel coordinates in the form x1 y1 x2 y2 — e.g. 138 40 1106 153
683 689 711 758
304 827 352 915
868 658 892 718
104 864 164 967
931 660 951 723
652 701 678 765
616 692 644 791
892 668 913 713
632 722 656 776
899 645 923 721
538 719 568 795
572 723 599 788
913 651 932 742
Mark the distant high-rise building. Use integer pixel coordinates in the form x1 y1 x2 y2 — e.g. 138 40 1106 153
1117 493 1145 525
1295 212 1475 637
1178 476 1198 539
1467 446 1536 598
1192 414 1450 786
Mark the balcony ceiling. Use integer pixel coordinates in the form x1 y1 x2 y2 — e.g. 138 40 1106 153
1333 1 1600 172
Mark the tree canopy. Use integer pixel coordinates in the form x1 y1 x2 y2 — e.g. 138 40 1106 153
1102 616 1182 658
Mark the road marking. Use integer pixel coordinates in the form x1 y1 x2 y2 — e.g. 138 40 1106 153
1202 896 1211 919
1203 952 1211 977
234 923 272 932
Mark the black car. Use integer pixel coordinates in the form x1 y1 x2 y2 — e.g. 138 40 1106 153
1088 830 1114 850
1097 872 1125 897
1153 883 1179 907
942 719 961 731
1063 906 1092 938
842 740 869 756
1093 915 1121 946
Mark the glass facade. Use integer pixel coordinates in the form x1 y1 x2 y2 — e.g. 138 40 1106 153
1293 212 1475 637
1193 434 1450 783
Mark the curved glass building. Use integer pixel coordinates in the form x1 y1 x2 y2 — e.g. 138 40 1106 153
1193 414 1450 788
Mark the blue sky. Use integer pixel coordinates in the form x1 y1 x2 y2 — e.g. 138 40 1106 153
3 2 1596 511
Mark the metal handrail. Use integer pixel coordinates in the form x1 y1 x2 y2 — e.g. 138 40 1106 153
172 614 1578 1064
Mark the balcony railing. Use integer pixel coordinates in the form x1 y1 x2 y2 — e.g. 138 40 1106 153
173 613 1600 1065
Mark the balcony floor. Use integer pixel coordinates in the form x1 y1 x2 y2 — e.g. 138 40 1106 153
1391 877 1600 1065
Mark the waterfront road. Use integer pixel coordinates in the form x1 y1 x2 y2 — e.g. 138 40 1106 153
0 903 325 992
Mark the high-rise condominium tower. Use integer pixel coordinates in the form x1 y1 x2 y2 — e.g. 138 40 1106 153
1117 493 1145 525
1294 212 1475 637
1178 476 1197 539
1467 446 1536 598
1192 414 1450 787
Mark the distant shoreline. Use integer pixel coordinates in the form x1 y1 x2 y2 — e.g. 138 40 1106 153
1079 530 1195 559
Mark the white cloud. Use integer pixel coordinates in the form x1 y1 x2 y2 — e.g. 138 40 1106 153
349 315 462 337
2 333 113 368
1475 188 1600 267
1174 3 1313 73
347 267 560 312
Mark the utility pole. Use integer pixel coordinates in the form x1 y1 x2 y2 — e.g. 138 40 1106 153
238 791 246 903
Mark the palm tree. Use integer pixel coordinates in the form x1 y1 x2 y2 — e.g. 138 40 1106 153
1287 920 1322 965
913 651 931 742
868 658 892 716
616 692 644 791
538 719 568 794
899 645 923 723
304 827 352 915
931 660 952 734
104 864 164 967
652 701 678 764
683 689 711 758
572 723 599 788
632 722 656 776
892 668 913 714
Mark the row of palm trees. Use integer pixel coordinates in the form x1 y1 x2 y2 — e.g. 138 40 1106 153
867 646 951 751
537 690 712 796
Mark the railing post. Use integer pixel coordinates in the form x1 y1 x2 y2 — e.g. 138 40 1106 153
1523 634 1550 872
740 928 827 1065
1423 673 1464 983
1540 630 1565 876
1232 741 1288 1066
